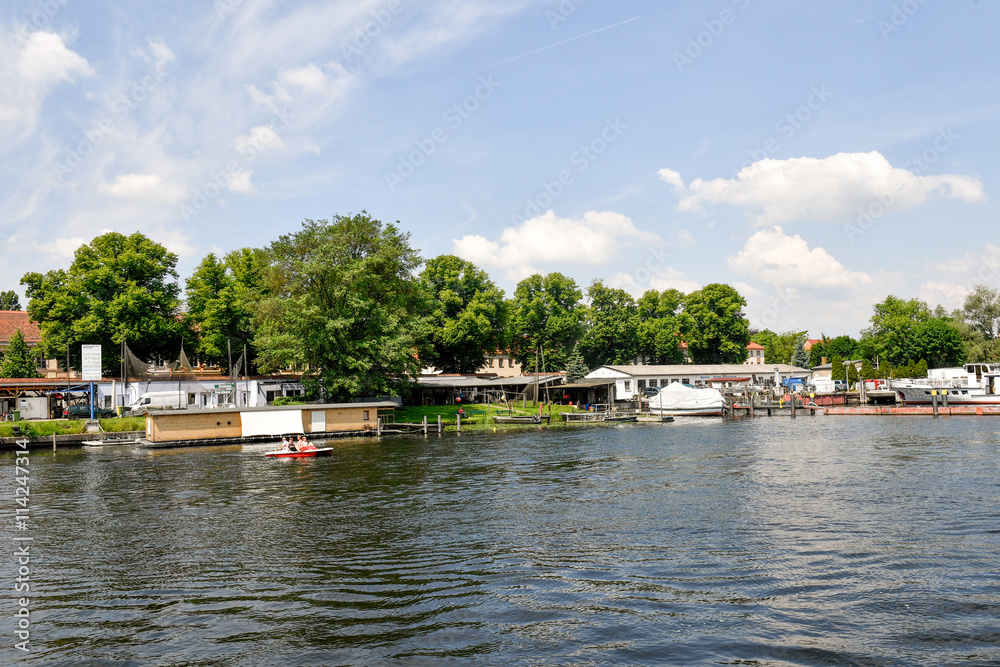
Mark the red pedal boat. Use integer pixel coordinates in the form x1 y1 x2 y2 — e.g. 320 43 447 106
264 442 334 458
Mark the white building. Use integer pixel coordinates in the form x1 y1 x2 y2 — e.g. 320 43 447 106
585 364 812 403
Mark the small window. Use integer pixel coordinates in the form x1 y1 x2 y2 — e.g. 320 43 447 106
498 358 504 368
682 379 689 385
624 380 631 392
188 393 196 405
489 358 495 368
363 410 370 421
637 380 646 390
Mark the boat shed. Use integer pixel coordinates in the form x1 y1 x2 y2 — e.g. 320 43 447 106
412 374 564 405
585 364 813 403
143 401 398 444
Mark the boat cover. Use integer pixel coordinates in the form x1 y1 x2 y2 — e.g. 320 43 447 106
647 382 724 412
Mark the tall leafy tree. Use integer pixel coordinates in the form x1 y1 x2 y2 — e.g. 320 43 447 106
752 330 806 366
0 329 40 378
962 284 1000 338
253 213 427 401
509 272 586 370
185 248 267 372
861 295 931 366
830 355 845 381
682 283 750 364
636 288 685 364
910 318 965 369
21 232 185 372
564 344 590 383
578 281 639 368
0 291 21 310
419 255 507 374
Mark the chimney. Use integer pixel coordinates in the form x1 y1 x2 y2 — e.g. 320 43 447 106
822 357 828 365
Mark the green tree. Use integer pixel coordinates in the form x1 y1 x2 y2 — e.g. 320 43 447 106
253 213 426 401
509 273 586 370
419 255 507 374
0 329 40 378
962 284 1000 338
791 334 811 368
830 355 845 381
636 288 685 364
914 359 928 378
0 291 20 310
910 318 965 368
682 284 750 364
861 295 931 366
860 358 875 380
564 344 590 383
847 362 860 387
578 281 639 368
21 232 186 372
185 248 267 372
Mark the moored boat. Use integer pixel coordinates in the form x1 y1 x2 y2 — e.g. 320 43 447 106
646 382 725 416
892 363 1000 405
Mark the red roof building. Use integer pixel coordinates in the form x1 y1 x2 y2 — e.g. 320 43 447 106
0 311 41 352
745 341 766 365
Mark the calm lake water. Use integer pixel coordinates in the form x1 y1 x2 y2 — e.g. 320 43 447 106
3 416 1000 666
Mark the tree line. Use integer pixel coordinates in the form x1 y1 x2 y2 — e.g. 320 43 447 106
9 214 752 399
8 213 999 397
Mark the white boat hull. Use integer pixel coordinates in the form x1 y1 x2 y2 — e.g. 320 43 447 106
647 382 725 416
893 385 1000 405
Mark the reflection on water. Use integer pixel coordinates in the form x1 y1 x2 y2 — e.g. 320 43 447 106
2 417 1000 665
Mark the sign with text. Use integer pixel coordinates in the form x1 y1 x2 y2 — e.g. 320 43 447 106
81 345 102 381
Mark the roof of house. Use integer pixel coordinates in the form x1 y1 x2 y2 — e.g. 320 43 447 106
746 342 766 350
803 338 823 350
0 311 41 345
589 364 812 377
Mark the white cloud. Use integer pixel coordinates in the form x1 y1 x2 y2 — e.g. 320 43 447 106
608 268 702 297
919 281 969 310
454 210 659 280
135 37 176 72
16 31 94 87
729 226 873 288
661 151 986 225
228 170 256 194
98 174 188 204
236 126 286 153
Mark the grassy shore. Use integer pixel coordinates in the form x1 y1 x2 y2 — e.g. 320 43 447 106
0 416 146 438
391 403 593 431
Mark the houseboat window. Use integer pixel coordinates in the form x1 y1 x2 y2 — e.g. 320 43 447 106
624 381 631 392
363 410 369 421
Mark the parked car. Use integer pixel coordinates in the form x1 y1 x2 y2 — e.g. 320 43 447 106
64 403 116 420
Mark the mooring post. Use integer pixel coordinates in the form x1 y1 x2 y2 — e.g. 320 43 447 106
437 414 442 433
457 413 461 433
931 391 939 417
942 390 948 408
377 416 382 436
423 415 428 435
52 432 57 452
791 394 797 418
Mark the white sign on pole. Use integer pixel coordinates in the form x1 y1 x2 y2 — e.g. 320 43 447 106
81 344 102 381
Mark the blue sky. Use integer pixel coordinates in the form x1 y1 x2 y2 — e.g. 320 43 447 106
1 0 997 336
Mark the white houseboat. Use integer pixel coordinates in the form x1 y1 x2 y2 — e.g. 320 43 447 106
892 363 1000 405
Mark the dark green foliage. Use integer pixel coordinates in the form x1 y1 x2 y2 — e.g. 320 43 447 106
419 255 507 374
790 334 811 369
509 273 585 370
683 284 750 364
0 291 20 310
861 295 964 367
636 289 685 364
830 355 845 381
252 213 427 402
578 281 639 368
0 329 40 378
21 232 186 372
860 359 874 380
564 345 589 383
185 248 267 372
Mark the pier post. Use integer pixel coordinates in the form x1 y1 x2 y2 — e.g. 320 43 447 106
931 391 939 417
377 416 382 436
791 395 796 418
942 390 948 408
52 432 56 452
438 415 442 433
423 415 428 435
457 413 461 432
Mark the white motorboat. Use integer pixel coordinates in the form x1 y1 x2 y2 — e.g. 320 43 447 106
891 363 1000 405
646 382 724 416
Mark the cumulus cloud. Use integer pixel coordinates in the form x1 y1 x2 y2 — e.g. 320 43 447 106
15 31 94 87
228 170 256 194
608 268 702 297
729 226 873 288
661 151 986 225
98 174 188 205
454 210 659 280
